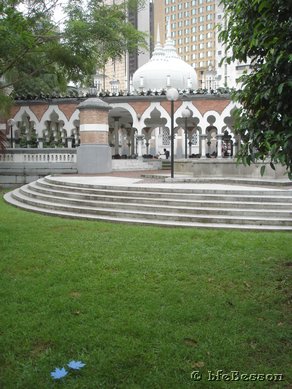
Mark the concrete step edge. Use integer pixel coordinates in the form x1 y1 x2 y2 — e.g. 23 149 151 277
20 186 292 217
4 191 292 231
26 184 291 209
9 189 292 226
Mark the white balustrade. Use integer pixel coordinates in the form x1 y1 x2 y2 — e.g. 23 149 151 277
0 149 77 163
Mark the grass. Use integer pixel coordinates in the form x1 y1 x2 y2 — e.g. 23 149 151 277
0 192 291 389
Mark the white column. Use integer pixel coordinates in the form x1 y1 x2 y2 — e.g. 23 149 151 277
136 135 144 158
200 134 207 158
113 117 120 155
217 134 223 159
67 137 72 148
38 138 44 148
131 129 135 156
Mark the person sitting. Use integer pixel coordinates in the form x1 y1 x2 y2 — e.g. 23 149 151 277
164 148 170 159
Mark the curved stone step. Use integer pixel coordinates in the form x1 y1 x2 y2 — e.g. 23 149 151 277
38 177 292 203
7 187 292 227
3 175 292 230
27 181 291 210
19 185 292 219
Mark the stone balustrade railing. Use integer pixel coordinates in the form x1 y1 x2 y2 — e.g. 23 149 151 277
0 148 77 163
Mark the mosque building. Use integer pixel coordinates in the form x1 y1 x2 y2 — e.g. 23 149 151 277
132 25 198 92
1 21 248 186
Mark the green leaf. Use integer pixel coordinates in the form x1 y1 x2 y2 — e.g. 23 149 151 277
278 83 284 94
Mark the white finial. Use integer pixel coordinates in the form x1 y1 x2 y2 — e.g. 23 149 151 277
150 24 165 61
164 18 179 59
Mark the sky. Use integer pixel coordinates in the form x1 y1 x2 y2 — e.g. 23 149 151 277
53 1 68 26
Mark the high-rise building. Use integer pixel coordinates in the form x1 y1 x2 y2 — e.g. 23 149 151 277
99 0 250 93
96 0 153 93
215 1 252 90
153 0 218 89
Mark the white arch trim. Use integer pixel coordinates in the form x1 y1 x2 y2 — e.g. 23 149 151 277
39 105 71 131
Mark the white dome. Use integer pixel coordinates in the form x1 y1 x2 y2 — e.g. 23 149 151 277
133 25 198 91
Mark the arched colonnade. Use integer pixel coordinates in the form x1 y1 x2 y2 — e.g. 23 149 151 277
7 96 239 159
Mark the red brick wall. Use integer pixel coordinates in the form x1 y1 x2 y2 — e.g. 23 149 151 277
79 110 109 125
194 100 230 115
58 103 78 121
29 104 49 121
129 101 151 117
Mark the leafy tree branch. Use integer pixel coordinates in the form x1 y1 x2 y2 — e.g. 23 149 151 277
219 0 292 178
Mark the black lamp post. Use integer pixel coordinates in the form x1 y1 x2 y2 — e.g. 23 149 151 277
181 108 191 159
7 118 15 148
166 88 179 178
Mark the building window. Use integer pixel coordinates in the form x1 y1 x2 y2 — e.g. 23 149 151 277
192 133 198 145
162 128 170 145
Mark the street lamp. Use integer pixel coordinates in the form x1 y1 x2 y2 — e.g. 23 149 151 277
181 108 191 159
7 118 15 148
166 87 179 178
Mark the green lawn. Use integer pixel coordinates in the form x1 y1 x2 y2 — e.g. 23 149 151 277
0 192 291 389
